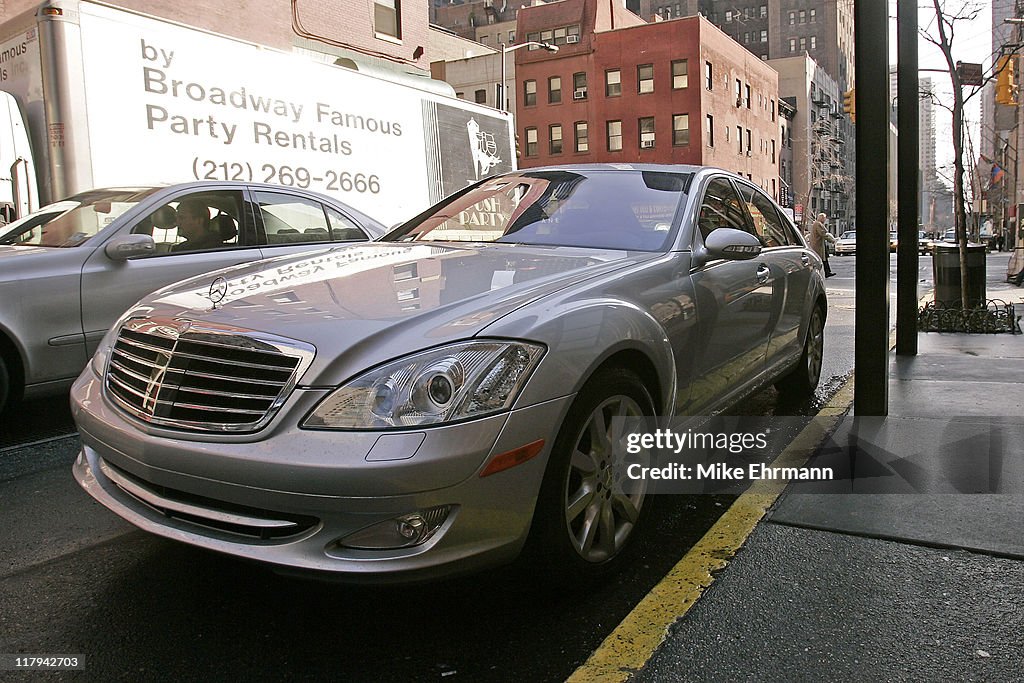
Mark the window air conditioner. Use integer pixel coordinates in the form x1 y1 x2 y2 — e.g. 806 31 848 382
573 88 587 99
566 34 579 43
640 140 655 148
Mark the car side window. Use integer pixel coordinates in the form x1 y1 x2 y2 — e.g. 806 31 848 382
737 183 793 247
696 177 751 242
326 206 369 242
130 190 248 255
256 191 331 246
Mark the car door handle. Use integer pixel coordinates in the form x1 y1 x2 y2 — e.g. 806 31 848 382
756 263 770 283
801 253 810 267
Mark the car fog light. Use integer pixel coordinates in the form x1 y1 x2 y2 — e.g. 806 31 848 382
335 505 452 550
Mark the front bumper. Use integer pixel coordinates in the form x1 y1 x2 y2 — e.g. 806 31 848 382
71 367 573 582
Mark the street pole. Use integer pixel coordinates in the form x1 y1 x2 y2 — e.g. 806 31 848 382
895 0 919 356
497 41 559 113
499 43 506 112
854 0 890 415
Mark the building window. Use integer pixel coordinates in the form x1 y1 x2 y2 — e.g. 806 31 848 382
606 69 622 97
737 126 743 154
735 79 742 104
743 32 750 44
726 9 733 21
745 84 751 108
771 139 776 163
705 61 713 90
524 79 537 107
541 30 553 44
672 114 689 146
479 35 488 45
525 127 538 156
789 38 797 52
374 0 401 39
771 99 775 121
799 9 806 23
607 120 622 151
575 121 589 152
573 72 588 99
526 31 539 48
474 89 486 104
672 60 688 89
799 37 807 50
549 124 563 154
760 5 767 18
639 117 655 148
638 64 654 94
549 76 562 104
706 114 714 146
760 29 768 43
810 36 817 49
810 8 817 22
746 128 752 153
510 31 516 43
789 11 796 25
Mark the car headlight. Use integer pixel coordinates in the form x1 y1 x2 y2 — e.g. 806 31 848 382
303 341 545 430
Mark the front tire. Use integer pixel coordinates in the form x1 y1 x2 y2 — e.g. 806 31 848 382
524 367 655 582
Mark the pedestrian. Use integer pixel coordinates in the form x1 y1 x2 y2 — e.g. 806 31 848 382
808 212 836 277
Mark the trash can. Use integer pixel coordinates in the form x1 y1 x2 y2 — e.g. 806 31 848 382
932 242 986 307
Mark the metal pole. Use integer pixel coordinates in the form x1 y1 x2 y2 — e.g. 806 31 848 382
499 43 506 112
895 0 919 356
854 0 890 415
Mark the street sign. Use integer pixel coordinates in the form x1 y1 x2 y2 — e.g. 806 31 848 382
956 61 984 86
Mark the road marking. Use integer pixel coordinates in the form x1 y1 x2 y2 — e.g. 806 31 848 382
566 379 856 683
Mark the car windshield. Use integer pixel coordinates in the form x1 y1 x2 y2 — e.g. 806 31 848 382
0 188 160 247
841 232 855 239
386 169 692 251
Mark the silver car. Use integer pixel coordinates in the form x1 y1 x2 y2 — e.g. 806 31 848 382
72 165 827 583
0 182 385 413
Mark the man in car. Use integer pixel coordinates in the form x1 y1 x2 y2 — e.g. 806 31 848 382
172 199 222 252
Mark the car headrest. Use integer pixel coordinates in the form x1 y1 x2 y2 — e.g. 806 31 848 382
214 214 237 241
152 205 178 229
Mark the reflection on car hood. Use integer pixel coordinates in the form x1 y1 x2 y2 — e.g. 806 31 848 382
137 242 651 383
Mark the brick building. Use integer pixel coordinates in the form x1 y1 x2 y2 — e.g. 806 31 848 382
515 0 781 199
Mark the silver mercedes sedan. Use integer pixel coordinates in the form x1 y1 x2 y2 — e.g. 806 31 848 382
0 182 384 413
72 165 827 583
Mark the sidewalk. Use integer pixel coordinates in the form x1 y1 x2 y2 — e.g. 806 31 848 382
580 257 1024 681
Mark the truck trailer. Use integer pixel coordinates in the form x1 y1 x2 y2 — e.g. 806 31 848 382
0 0 515 225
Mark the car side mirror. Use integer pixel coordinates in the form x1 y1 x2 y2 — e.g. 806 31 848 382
704 228 762 261
105 234 156 261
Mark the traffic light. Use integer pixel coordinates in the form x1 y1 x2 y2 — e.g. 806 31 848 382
996 55 1016 106
842 88 856 123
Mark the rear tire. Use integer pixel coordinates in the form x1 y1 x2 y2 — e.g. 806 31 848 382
523 367 656 583
776 305 825 399
0 357 10 416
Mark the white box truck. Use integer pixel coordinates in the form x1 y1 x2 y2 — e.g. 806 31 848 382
0 0 515 225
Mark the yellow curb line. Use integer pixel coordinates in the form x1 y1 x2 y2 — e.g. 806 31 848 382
566 379 856 683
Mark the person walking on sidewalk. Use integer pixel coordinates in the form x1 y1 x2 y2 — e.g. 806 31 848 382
808 212 836 278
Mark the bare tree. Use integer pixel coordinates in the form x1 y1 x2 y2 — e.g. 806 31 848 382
922 0 1020 307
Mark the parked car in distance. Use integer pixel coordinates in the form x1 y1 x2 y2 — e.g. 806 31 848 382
918 230 933 255
72 164 828 584
941 228 956 242
834 231 857 255
0 182 386 413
